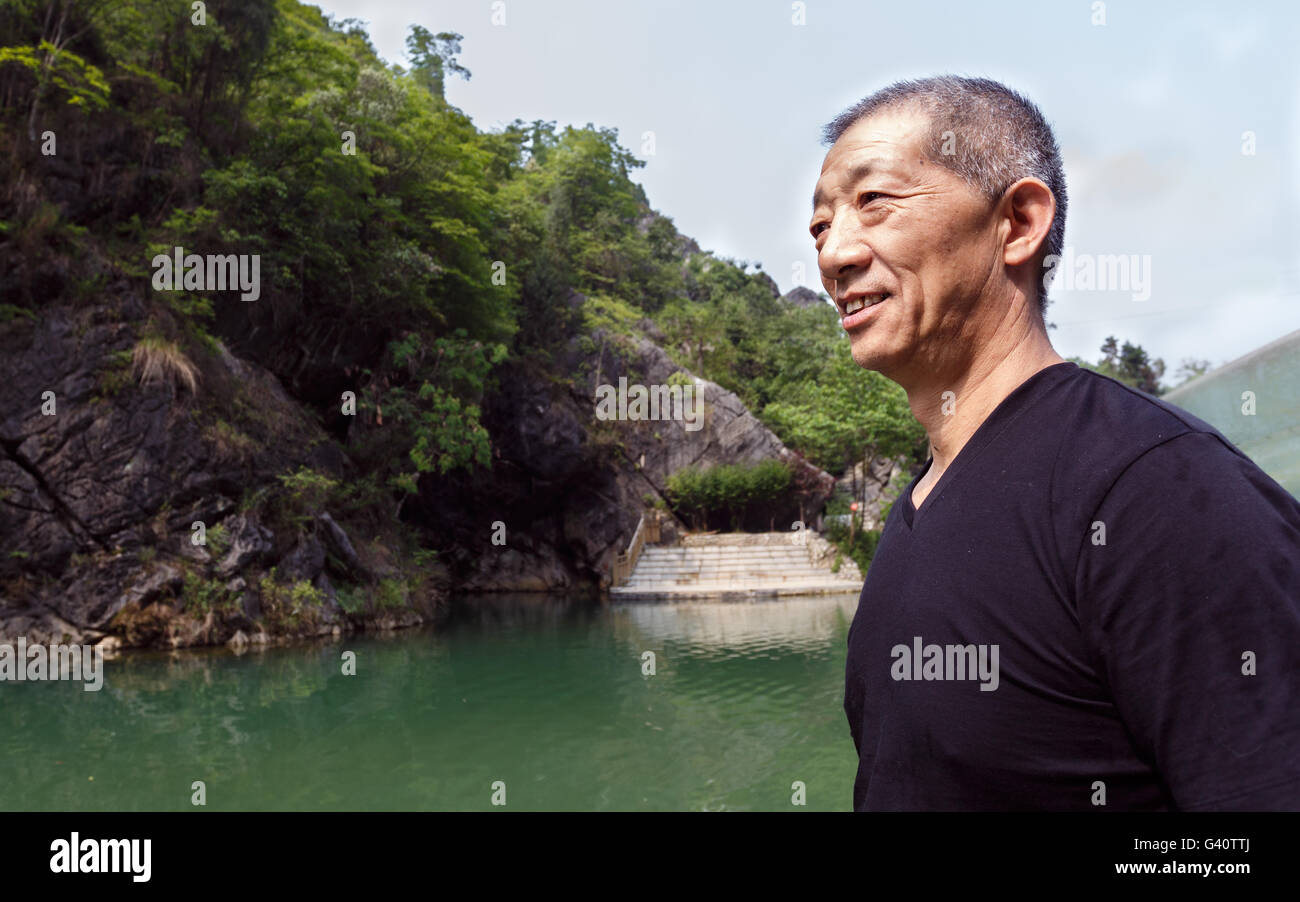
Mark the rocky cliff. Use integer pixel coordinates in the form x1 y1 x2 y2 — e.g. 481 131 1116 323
0 293 432 648
0 289 839 647
396 297 838 592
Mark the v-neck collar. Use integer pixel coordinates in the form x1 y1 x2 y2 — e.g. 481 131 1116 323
900 361 1077 530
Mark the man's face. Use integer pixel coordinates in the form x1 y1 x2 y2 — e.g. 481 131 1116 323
810 107 1004 377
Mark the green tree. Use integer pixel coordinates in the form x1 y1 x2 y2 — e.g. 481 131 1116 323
0 0 113 142
404 25 469 100
1085 335 1167 395
762 346 925 474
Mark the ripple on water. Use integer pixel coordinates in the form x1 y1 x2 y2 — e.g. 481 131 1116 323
0 594 861 811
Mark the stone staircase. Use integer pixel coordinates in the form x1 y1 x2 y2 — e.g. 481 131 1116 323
610 532 862 600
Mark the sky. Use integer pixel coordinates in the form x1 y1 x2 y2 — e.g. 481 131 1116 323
315 0 1300 375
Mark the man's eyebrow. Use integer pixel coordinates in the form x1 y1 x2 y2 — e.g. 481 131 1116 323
812 160 878 213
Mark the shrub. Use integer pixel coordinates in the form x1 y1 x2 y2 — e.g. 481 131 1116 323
205 523 231 558
375 578 407 610
664 459 794 531
258 573 325 630
131 336 199 394
276 467 341 531
180 572 241 616
335 584 365 614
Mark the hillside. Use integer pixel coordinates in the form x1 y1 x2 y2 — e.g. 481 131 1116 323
0 0 924 648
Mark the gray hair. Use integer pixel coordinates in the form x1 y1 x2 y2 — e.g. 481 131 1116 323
822 75 1067 317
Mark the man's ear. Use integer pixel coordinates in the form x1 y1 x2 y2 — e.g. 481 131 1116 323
1001 178 1055 268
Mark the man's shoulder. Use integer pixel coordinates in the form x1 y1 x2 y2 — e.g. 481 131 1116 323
1032 365 1272 561
1045 365 1248 494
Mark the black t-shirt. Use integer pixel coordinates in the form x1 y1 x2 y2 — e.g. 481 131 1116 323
844 360 1300 810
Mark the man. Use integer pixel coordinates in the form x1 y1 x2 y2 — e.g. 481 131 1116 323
813 75 1300 810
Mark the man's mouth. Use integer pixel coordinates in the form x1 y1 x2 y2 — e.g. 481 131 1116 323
839 292 890 328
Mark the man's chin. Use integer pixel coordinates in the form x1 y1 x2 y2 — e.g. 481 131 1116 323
848 340 892 375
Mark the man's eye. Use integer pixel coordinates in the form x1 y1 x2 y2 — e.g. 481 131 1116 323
859 191 885 206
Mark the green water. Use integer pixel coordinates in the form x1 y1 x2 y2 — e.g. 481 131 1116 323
0 593 861 811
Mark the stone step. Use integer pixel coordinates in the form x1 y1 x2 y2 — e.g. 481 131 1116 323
618 533 855 600
631 557 817 567
634 548 806 553
636 553 812 563
623 571 842 584
626 566 821 571
627 570 834 581
610 581 861 599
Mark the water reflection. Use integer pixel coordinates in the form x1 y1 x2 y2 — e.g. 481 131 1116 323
613 594 859 655
0 593 861 811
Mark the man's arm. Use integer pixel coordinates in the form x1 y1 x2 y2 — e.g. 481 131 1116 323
1075 430 1300 810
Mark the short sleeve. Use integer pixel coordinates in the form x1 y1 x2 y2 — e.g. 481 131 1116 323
1075 431 1300 810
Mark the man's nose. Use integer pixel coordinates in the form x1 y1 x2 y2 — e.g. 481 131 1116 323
817 214 871 286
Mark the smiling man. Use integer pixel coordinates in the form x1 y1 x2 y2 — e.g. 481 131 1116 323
815 76 1300 811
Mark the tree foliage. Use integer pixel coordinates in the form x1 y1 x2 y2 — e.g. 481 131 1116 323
1070 335 1167 395
0 0 938 548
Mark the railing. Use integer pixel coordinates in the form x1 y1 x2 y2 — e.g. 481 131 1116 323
612 511 661 587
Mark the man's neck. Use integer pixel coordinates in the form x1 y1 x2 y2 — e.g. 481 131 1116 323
903 319 1066 479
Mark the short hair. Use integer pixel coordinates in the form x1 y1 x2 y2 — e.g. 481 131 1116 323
822 75 1067 318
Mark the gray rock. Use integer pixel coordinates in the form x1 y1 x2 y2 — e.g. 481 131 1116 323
216 514 273 577
318 512 364 578
280 536 326 583
780 286 830 309
312 571 343 623
177 540 212 564
443 318 838 591
121 563 183 607
57 555 176 628
0 298 347 639
223 576 259 620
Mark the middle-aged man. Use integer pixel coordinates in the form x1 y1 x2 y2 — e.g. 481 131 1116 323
814 75 1300 811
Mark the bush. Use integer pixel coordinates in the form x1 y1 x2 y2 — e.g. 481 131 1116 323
276 467 341 531
180 572 241 616
375 578 407 609
335 584 365 614
826 515 883 574
664 459 794 531
205 523 231 558
258 572 325 631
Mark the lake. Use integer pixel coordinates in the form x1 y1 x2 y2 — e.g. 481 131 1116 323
0 593 861 811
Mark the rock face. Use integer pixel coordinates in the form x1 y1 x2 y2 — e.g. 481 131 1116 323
0 295 389 646
430 309 839 592
595 334 836 504
1 289 842 640
780 286 829 309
